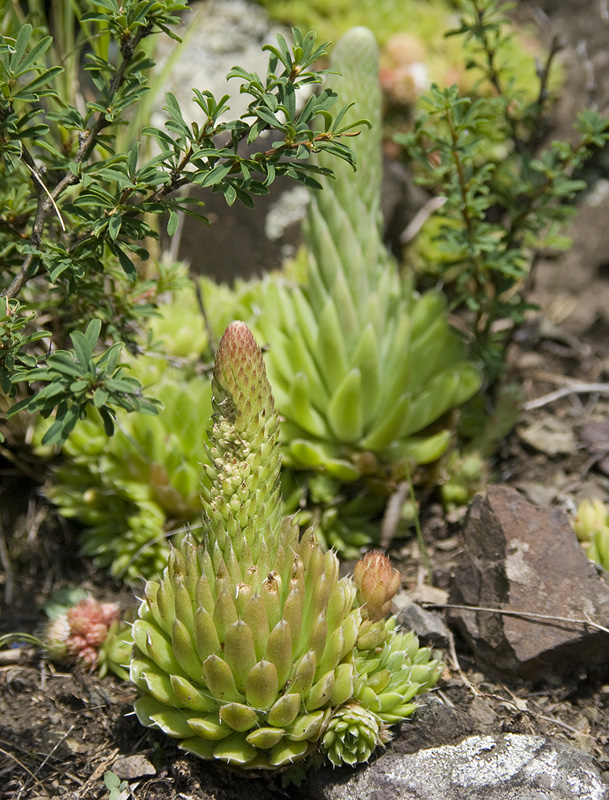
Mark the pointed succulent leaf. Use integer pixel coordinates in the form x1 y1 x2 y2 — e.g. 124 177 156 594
266 692 302 728
246 727 285 749
132 619 183 676
350 323 380 425
286 709 329 742
281 589 304 654
324 578 356 631
307 670 336 711
180 737 216 760
212 588 239 641
308 613 329 660
219 702 260 733
384 430 452 465
193 606 221 661
143 581 165 631
241 593 270 660
133 695 194 739
265 620 293 690
141 664 181 707
156 578 177 632
223 620 257 693
170 674 218 712
287 372 331 439
202 654 243 703
289 650 317 697
327 368 364 443
261 571 283 630
316 297 349 394
268 739 311 767
187 714 233 741
172 618 203 682
245 660 279 710
330 663 355 706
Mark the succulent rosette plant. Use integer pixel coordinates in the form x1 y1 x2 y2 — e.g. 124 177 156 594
254 27 480 485
43 360 213 580
43 592 132 679
130 322 443 771
572 498 609 572
252 27 480 554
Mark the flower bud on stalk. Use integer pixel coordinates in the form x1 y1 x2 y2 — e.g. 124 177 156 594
354 551 401 621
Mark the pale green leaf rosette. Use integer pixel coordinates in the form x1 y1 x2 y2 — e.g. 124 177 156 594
320 621 443 768
353 623 443 724
322 703 387 767
254 27 481 485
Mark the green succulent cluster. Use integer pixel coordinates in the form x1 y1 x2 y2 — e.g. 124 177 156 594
254 27 480 551
43 356 212 580
573 498 609 573
257 27 479 482
131 322 442 771
41 26 480 569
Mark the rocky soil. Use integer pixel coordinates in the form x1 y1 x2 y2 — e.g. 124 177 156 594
2 1 609 798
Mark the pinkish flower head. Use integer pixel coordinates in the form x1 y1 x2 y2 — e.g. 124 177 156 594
353 551 401 621
45 596 121 670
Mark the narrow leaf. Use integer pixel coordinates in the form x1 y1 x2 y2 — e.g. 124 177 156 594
70 330 94 369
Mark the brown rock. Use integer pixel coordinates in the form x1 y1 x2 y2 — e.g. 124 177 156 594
449 485 609 679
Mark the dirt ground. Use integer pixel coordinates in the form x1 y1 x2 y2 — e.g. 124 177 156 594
2 2 609 799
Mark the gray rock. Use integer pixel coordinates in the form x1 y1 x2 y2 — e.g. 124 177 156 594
395 595 451 649
150 1 421 279
306 734 608 800
152 0 288 126
151 0 297 280
111 754 157 780
449 486 609 679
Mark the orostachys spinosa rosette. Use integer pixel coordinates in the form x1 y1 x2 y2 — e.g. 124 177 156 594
130 322 443 771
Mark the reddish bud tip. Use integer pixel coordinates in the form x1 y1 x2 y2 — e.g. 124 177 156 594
213 322 274 427
353 551 401 621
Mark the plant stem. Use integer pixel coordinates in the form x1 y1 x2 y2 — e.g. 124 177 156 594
406 466 433 584
2 24 149 300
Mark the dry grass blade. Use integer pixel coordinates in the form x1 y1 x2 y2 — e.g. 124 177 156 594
0 745 52 800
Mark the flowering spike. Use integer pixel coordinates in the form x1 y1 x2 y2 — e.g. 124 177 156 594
131 321 442 770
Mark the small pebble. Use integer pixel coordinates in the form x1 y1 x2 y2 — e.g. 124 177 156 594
112 755 157 780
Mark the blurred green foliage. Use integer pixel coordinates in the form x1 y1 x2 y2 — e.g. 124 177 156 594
397 0 609 382
0 1 362 446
